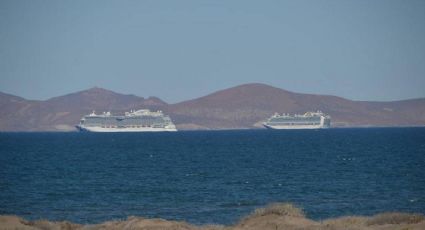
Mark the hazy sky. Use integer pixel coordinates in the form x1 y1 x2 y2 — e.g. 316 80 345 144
1 0 424 103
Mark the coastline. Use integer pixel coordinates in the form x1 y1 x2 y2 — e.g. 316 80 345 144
1 203 424 230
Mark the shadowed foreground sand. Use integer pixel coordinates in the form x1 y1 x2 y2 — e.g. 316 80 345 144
1 203 424 230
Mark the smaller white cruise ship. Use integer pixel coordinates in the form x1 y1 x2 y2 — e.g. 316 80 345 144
263 111 331 129
76 109 177 132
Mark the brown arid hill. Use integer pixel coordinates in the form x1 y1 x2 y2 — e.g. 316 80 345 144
0 83 425 131
0 203 424 230
169 83 425 129
0 92 39 131
0 88 167 131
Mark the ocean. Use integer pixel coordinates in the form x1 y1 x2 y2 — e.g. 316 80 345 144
0 128 424 225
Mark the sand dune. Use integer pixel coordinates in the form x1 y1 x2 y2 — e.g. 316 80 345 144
1 203 424 230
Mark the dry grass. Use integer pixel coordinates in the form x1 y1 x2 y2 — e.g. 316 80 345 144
198 224 229 230
1 204 424 230
247 203 305 219
259 203 305 217
366 212 424 226
28 220 81 230
321 216 368 229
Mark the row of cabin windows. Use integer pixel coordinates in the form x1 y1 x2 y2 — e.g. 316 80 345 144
84 118 165 125
271 118 321 122
93 125 166 128
269 122 321 125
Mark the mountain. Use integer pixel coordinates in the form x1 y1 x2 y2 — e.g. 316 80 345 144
0 88 167 131
0 92 38 131
169 83 425 129
0 83 424 131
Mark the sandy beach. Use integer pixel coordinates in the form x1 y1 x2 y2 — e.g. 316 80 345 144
1 203 424 230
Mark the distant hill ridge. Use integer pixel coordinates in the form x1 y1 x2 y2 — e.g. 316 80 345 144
1 83 424 131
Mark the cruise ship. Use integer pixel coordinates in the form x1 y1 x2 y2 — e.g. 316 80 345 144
76 109 177 132
263 111 331 129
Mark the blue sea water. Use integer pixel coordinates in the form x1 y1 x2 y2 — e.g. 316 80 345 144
0 128 425 225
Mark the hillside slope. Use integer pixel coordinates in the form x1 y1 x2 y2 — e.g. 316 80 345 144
169 83 425 129
0 83 424 131
0 88 167 131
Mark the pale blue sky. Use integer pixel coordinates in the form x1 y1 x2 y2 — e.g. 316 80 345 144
1 0 424 103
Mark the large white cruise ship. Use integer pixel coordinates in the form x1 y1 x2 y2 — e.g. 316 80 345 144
76 109 177 132
263 111 331 129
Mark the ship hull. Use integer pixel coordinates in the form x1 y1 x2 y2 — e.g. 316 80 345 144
263 124 329 130
76 125 177 132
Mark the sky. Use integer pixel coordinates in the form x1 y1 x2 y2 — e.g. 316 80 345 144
0 0 424 103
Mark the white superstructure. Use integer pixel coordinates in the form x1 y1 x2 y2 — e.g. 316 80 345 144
263 111 331 129
76 109 177 132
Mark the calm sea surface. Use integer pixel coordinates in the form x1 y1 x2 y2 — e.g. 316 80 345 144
0 128 424 224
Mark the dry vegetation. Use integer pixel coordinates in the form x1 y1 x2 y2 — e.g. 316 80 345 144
1 203 424 230
246 203 305 218
366 212 424 225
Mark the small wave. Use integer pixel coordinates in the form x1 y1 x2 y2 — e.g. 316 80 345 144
218 200 260 208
